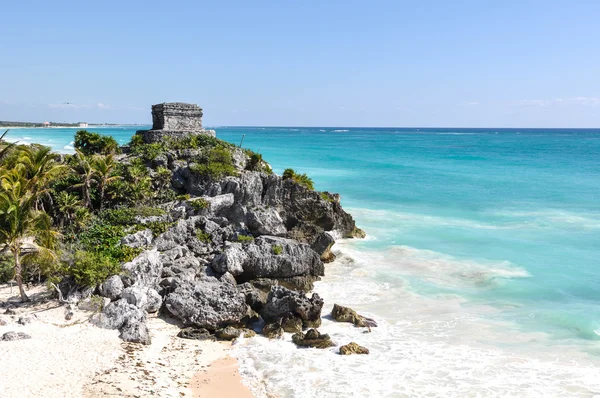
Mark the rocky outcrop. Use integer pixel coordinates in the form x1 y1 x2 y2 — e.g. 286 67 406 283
164 280 248 330
99 275 124 301
292 329 334 349
92 299 150 345
331 304 377 328
261 285 323 329
121 249 163 290
211 236 323 281
339 342 369 355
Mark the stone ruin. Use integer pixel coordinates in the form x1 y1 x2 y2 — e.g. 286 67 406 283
136 102 216 143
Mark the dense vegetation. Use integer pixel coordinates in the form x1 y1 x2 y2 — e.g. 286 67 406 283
0 129 315 301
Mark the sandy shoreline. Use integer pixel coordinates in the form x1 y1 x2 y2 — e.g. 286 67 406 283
0 284 255 398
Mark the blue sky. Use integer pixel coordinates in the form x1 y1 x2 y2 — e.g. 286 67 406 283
1 1 599 127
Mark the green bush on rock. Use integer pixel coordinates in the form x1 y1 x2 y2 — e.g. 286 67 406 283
75 130 120 156
190 147 238 180
283 168 314 190
70 250 122 287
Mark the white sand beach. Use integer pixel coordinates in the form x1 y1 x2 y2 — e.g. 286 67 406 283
0 284 254 398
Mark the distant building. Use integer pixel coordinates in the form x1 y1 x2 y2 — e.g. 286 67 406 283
79 122 88 128
42 121 50 128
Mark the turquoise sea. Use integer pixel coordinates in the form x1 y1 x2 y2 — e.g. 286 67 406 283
7 126 600 396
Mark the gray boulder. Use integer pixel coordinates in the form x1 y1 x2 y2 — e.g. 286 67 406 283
2 331 32 341
211 236 323 279
121 249 163 289
121 286 162 313
261 285 324 329
121 229 153 248
99 275 124 301
246 207 287 236
92 298 150 344
165 280 248 330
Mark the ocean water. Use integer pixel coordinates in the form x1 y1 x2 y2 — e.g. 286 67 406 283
7 126 600 396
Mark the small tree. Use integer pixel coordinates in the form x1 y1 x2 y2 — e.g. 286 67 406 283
0 169 58 301
74 130 119 156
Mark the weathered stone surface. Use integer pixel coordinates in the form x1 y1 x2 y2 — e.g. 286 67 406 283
121 287 162 313
165 280 247 330
331 304 377 328
281 315 303 333
92 299 150 344
0 318 7 326
120 321 151 345
121 249 163 289
121 229 153 248
261 285 323 329
17 316 32 325
2 331 31 341
177 327 215 341
137 103 216 143
262 321 284 339
339 342 370 355
99 275 124 301
211 236 323 280
215 326 243 341
246 207 287 236
78 297 103 312
292 329 334 349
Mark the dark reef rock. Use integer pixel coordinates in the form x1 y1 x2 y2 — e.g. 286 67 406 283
331 304 377 328
262 321 284 339
292 329 335 349
164 280 248 330
339 342 370 355
261 285 323 329
99 275 124 301
177 327 216 341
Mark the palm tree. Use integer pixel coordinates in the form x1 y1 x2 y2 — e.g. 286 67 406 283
55 191 82 227
17 145 66 210
71 150 96 209
0 168 58 301
92 154 122 210
0 130 17 161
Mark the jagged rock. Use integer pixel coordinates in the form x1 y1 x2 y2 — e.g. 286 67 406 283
246 207 287 236
312 232 336 262
121 249 163 289
215 326 243 341
261 285 323 329
262 321 284 339
17 316 32 325
238 282 268 313
121 287 162 313
2 331 31 341
277 275 319 292
292 329 334 349
165 280 247 330
331 304 377 328
99 275 124 301
281 315 303 333
244 329 256 338
57 277 94 303
211 236 323 280
0 318 7 326
177 327 215 341
121 229 153 248
339 342 370 355
219 272 237 285
92 299 150 345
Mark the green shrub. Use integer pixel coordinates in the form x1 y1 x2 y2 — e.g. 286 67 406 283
167 134 235 151
176 193 191 201
0 255 14 284
74 130 120 155
320 192 334 203
236 234 254 243
98 206 165 226
245 152 272 174
189 198 209 211
69 250 122 287
196 230 212 243
282 168 314 190
144 220 174 237
272 245 283 255
190 147 238 180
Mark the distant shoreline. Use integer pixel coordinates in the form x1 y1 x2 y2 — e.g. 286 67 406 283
0 125 145 129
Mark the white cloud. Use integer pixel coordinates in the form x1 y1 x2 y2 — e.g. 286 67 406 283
458 101 480 107
96 102 109 109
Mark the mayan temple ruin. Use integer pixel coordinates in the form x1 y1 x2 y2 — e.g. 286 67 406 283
136 102 216 143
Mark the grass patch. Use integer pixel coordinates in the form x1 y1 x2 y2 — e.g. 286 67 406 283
272 245 283 255
236 234 254 243
196 230 212 243
283 168 314 190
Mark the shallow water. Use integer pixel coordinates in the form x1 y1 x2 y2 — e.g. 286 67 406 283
10 126 600 396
